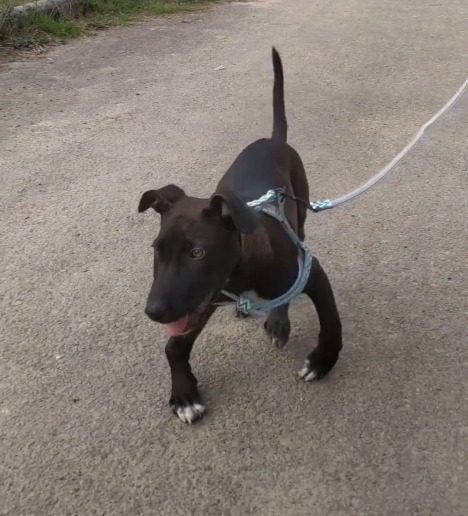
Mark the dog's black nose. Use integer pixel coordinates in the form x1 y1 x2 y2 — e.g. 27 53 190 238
145 300 166 322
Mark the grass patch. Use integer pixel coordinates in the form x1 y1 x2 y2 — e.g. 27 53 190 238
0 0 220 59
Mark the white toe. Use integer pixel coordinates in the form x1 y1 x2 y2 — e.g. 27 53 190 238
176 403 205 424
304 370 317 382
193 403 205 415
176 407 188 423
298 360 310 378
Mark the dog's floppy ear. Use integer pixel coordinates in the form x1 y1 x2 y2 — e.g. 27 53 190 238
138 184 186 214
205 190 258 234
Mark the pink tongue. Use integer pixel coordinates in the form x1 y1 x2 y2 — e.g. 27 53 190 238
165 315 189 337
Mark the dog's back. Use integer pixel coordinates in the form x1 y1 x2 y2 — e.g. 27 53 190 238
217 48 309 230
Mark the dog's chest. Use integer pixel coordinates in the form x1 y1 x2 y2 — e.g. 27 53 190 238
241 289 269 304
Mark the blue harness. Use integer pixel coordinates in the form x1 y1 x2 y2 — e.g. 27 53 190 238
221 189 313 316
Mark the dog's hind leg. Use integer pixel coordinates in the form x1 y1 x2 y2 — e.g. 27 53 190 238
298 257 342 381
289 148 309 242
264 304 291 349
165 305 217 424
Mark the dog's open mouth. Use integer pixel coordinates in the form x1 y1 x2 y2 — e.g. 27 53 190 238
165 315 190 337
165 291 214 337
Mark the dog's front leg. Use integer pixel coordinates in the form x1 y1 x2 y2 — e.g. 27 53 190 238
165 305 217 424
299 257 343 381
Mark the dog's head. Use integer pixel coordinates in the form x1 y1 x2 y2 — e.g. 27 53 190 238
138 184 258 335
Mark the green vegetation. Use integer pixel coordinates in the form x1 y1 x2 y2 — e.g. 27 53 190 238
0 0 219 58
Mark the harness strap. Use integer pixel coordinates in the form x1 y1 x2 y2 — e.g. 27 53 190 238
221 189 312 316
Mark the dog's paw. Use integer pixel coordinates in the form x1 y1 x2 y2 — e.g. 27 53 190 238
298 349 339 381
264 314 291 349
171 402 206 424
298 359 319 381
169 375 205 424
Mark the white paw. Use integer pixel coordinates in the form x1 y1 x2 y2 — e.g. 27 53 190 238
298 360 317 382
175 403 205 424
267 335 283 348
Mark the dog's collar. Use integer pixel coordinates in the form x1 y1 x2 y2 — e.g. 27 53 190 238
221 189 313 316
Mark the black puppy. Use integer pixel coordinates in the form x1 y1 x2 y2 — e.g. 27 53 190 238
138 48 342 423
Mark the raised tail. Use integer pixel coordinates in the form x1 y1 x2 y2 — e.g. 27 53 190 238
271 47 287 142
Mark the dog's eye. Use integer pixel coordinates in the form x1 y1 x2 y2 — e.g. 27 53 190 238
190 248 206 260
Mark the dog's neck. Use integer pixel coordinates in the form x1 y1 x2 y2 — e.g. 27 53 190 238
240 221 274 268
221 219 272 296
223 210 302 301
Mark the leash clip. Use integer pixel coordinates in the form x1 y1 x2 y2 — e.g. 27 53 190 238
310 199 333 212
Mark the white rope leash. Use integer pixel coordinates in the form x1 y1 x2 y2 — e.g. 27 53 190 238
220 75 468 316
312 75 468 211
